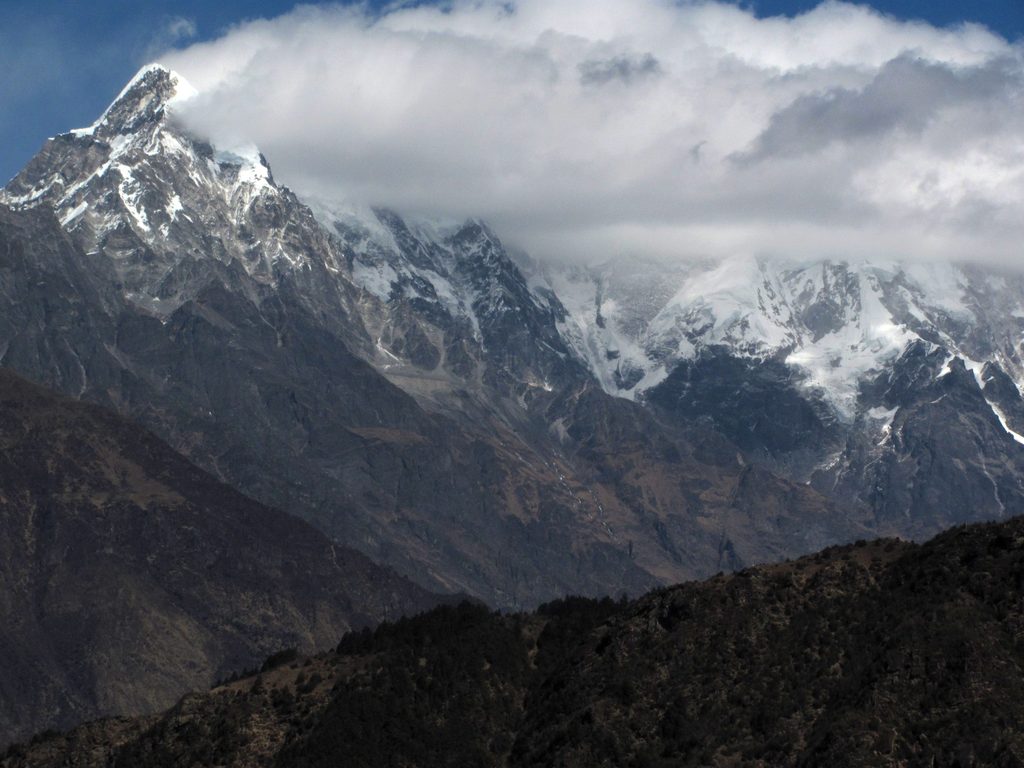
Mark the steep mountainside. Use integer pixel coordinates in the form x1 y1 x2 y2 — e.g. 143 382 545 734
311 202 577 415
0 369 444 746
0 64 856 607
9 516 1024 767
552 256 1024 536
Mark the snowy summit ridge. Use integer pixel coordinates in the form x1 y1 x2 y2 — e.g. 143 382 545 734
551 254 1024 422
70 63 198 139
0 63 319 311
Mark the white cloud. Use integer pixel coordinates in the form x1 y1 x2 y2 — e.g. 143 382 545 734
166 17 198 43
143 16 199 60
161 0 1024 264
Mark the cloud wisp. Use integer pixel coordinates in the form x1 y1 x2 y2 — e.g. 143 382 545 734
161 0 1024 264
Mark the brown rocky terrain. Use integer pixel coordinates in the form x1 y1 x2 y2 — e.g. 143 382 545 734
0 369 447 745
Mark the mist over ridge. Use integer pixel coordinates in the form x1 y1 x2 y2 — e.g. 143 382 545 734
156 0 1024 267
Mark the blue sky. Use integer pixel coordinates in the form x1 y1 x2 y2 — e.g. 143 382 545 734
1 0 1021 184
754 0 1022 37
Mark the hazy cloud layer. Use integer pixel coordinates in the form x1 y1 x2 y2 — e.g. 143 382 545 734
579 53 662 86
162 0 1024 264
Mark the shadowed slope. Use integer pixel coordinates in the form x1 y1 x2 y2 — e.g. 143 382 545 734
9 516 1024 767
0 369 446 745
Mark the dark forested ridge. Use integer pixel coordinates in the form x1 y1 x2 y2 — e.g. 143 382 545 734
0 368 449 745
7 515 1024 767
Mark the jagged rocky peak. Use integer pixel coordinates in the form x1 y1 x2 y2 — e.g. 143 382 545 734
71 63 197 141
313 202 533 318
3 64 194 204
309 200 580 399
5 60 270 208
0 63 347 312
2 60 577 402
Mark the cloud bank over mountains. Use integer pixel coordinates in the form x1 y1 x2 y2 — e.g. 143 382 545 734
162 0 1024 264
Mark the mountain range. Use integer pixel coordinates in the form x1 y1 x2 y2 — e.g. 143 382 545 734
1 64 869 607
2 63 1024 747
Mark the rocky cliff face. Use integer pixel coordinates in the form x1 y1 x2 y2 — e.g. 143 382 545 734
314 204 577 409
0 368 444 746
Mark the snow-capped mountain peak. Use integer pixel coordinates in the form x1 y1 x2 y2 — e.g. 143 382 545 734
69 63 197 141
0 63 340 313
552 254 1024 421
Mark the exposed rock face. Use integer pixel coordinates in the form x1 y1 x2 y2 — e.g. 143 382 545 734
9 516 1024 768
646 346 843 470
0 369 444 746
0 65 853 610
812 346 1024 537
